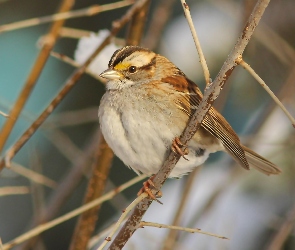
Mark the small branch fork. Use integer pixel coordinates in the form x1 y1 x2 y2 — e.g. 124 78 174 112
108 0 272 249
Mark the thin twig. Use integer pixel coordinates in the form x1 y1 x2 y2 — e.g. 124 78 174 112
44 130 84 165
140 221 228 240
43 107 99 129
97 193 148 250
69 134 114 250
0 0 74 154
237 58 295 127
0 0 134 34
109 0 271 248
0 110 9 118
10 162 57 188
0 186 30 196
2 175 146 250
0 0 149 173
59 27 92 39
180 0 210 85
88 221 125 249
50 51 106 82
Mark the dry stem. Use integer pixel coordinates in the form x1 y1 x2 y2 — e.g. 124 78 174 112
20 129 102 249
97 193 147 250
0 111 9 118
237 58 295 127
0 0 74 153
140 221 228 240
0 0 133 34
0 186 30 196
10 162 57 188
109 0 271 249
2 175 146 249
125 0 150 45
69 134 113 250
180 0 210 85
50 51 105 81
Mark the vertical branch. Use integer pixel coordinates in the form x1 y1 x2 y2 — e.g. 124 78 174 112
0 0 74 153
180 0 210 85
125 0 151 45
69 133 113 250
109 0 271 249
143 0 176 50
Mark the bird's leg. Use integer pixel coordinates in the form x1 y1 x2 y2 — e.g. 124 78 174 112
137 175 163 204
171 137 189 160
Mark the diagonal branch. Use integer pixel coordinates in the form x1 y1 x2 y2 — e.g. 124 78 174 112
0 0 74 153
237 58 295 127
109 0 271 249
0 0 133 34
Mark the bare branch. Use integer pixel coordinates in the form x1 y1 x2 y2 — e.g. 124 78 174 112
0 0 134 34
69 134 113 250
0 186 30 196
0 110 9 118
10 162 57 188
140 221 228 240
109 0 271 248
97 194 147 250
2 175 146 249
125 0 150 46
180 0 210 85
237 58 295 127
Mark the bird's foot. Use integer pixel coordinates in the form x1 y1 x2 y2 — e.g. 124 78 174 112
171 137 189 160
137 175 163 204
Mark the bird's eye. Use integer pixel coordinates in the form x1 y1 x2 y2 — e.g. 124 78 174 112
128 66 137 73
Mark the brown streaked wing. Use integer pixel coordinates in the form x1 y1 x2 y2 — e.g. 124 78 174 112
162 74 249 170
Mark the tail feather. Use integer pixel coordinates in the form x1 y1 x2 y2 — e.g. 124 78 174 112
242 146 281 175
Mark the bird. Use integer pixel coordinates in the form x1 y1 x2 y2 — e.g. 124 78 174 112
98 45 281 197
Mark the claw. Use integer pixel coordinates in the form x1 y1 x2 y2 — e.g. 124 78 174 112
171 137 189 160
137 175 163 204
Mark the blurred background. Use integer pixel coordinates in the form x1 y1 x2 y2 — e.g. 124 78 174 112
0 0 294 249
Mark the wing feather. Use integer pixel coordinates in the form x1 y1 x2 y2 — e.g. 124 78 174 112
162 75 249 169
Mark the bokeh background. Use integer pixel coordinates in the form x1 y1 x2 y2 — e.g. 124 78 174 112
0 0 294 249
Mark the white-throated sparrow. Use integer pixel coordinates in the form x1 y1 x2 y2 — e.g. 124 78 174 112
98 46 281 180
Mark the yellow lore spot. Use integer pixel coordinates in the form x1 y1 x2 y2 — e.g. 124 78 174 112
114 62 130 71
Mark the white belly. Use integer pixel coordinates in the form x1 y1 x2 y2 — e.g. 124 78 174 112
98 90 210 178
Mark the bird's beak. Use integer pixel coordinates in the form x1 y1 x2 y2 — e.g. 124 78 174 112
99 69 123 80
